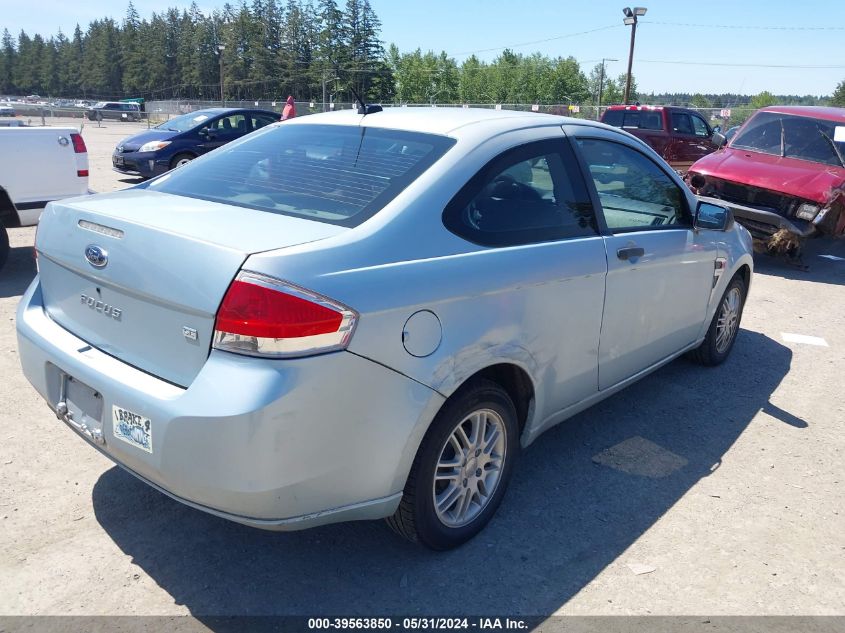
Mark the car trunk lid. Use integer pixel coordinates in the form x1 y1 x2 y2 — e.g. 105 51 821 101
35 189 346 386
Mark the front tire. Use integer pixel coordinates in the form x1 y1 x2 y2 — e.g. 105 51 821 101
387 379 519 550
691 275 746 366
170 153 194 170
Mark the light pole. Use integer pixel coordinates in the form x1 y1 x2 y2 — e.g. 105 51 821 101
217 44 226 106
622 7 646 105
322 72 340 112
596 57 618 114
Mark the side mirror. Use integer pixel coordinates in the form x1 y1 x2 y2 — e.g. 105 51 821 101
695 201 730 231
711 131 727 149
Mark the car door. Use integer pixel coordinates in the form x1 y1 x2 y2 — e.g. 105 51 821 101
442 137 607 415
571 133 719 390
198 113 247 153
669 111 714 171
689 112 716 161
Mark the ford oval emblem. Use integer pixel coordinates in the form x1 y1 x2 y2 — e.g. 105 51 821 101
84 244 108 268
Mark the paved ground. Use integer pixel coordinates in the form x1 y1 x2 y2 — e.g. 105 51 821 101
0 121 843 618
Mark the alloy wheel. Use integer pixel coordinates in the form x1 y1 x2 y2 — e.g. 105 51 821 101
432 408 507 528
715 287 741 353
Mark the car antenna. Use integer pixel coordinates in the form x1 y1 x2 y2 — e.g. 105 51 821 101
349 85 382 115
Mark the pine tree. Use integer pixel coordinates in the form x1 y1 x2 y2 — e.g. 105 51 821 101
829 80 844 107
121 2 146 94
0 29 14 93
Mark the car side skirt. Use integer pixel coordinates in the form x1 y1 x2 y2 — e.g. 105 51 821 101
523 338 705 446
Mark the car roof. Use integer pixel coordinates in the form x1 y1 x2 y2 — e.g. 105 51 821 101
187 107 278 116
287 107 605 138
759 105 845 123
605 104 665 111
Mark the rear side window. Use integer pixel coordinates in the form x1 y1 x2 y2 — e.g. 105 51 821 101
602 110 624 127
604 110 662 131
443 139 598 246
149 124 455 227
251 113 278 130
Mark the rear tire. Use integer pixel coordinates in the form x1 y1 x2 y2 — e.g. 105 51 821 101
0 223 9 271
387 379 519 550
691 275 746 366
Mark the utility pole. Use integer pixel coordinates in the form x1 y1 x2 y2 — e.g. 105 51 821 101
218 45 226 106
322 71 340 112
597 57 618 117
622 7 647 105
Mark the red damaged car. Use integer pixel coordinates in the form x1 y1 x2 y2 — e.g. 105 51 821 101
687 106 845 259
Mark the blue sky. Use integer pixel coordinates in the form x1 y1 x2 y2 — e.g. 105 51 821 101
3 0 844 96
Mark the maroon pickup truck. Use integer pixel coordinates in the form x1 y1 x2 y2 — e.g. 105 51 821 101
600 105 718 172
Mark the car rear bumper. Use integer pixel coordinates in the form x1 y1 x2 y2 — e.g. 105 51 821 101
16 279 444 530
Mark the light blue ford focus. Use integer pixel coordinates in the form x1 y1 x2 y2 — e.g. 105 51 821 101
17 108 753 549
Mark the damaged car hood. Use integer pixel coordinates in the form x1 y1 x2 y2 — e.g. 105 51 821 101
690 148 845 206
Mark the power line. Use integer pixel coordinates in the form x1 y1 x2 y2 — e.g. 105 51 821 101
451 24 622 57
641 20 845 31
638 59 845 69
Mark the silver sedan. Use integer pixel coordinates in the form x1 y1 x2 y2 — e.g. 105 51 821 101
17 107 753 549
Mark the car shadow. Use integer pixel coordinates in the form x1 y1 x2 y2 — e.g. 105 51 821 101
92 330 795 620
754 236 845 286
117 177 146 186
0 244 37 298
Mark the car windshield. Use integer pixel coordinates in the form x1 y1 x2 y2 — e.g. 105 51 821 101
156 110 218 133
731 111 845 167
147 124 456 227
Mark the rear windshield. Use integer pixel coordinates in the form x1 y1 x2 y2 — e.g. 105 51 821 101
148 124 455 227
732 111 845 167
602 110 663 131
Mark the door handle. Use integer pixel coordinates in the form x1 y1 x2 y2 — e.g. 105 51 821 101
616 246 644 261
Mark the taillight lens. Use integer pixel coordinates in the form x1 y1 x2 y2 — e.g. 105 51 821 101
213 271 358 358
70 133 86 153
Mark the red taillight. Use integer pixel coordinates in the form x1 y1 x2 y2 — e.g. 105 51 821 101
217 280 343 338
213 272 357 358
70 133 86 154
77 169 88 177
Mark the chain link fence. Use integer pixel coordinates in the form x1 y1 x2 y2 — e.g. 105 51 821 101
4 97 761 132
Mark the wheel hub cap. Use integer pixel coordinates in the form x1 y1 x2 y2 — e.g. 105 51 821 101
715 287 741 354
433 408 507 528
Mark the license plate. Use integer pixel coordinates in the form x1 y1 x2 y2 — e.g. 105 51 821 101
53 369 104 444
112 405 152 453
113 156 124 166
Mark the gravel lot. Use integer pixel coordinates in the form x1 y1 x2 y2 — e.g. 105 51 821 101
0 120 843 618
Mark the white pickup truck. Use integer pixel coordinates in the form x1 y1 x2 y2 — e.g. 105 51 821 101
0 126 89 269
